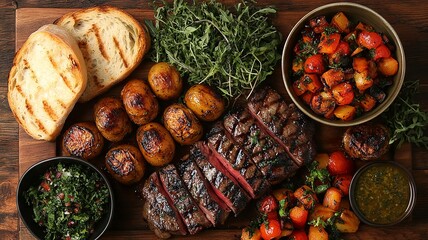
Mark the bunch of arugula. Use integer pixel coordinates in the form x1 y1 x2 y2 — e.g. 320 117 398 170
146 0 282 100
382 80 428 149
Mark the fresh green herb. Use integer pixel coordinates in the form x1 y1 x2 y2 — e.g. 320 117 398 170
324 26 339 35
278 199 288 218
247 214 266 238
25 163 110 240
308 217 327 228
305 161 331 194
146 0 282 100
382 80 428 149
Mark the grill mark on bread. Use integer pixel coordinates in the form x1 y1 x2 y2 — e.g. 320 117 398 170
57 99 67 109
93 75 103 87
23 59 38 84
113 36 129 68
35 119 48 134
48 54 75 93
25 99 34 116
91 24 109 61
16 85 24 97
43 100 58 121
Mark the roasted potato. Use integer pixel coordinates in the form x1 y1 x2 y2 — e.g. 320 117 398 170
136 122 175 167
94 97 132 142
121 79 159 125
184 84 225 121
148 62 183 100
61 122 104 160
105 144 145 185
163 103 203 145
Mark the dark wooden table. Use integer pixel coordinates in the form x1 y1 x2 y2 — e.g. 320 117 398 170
1 0 428 239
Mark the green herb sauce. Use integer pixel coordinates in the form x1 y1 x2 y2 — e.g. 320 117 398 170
355 163 410 224
25 163 110 240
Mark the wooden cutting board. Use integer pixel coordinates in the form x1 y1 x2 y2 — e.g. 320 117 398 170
16 7 412 240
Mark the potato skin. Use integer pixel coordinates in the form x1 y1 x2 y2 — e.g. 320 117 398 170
148 62 182 100
105 144 145 185
136 122 175 167
184 84 225 121
121 79 159 125
61 121 104 160
163 103 203 145
94 97 132 142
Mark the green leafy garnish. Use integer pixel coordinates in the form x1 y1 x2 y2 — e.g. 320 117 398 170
305 161 331 194
382 80 428 149
25 163 110 240
146 0 282 100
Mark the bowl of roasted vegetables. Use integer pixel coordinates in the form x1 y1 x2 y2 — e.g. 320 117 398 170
282 2 405 126
17 157 114 240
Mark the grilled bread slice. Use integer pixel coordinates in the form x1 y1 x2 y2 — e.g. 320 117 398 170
8 24 87 141
55 6 151 102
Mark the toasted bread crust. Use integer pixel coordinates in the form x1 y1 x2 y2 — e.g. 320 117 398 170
55 6 151 102
8 24 87 141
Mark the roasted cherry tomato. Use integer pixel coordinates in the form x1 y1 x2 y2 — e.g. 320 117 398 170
332 82 354 105
358 31 383 49
327 151 354 175
258 195 279 215
318 33 341 54
304 54 325 74
372 44 391 61
260 219 282 240
333 174 353 196
289 229 309 240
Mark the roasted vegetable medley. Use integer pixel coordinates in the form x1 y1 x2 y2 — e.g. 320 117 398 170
291 12 399 121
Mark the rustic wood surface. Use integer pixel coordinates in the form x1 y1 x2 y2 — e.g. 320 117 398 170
1 0 428 239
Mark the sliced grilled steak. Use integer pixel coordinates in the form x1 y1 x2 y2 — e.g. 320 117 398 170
247 87 317 166
206 122 270 198
159 164 211 235
176 156 230 226
192 142 250 215
223 108 300 184
142 172 187 238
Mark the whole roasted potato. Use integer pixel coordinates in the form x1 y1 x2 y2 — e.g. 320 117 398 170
94 97 132 142
184 84 225 121
136 122 175 167
61 121 104 160
105 144 145 185
148 62 182 100
121 79 159 125
163 103 203 145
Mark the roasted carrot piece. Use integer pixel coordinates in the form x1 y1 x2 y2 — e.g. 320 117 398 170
318 32 341 54
309 204 335 221
350 46 364 57
323 187 342 211
354 71 373 92
301 91 314 105
358 31 383 49
293 79 307 96
294 185 318 210
332 82 354 105
359 94 377 112
321 69 345 88
292 58 304 73
304 54 325 74
308 225 329 240
302 74 323 93
352 57 369 73
331 12 350 33
289 205 309 229
309 16 329 33
333 105 357 121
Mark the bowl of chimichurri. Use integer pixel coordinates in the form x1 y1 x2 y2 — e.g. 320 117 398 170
17 157 114 240
349 161 416 227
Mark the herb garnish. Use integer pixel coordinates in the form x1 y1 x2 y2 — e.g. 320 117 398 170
382 80 428 149
305 161 331 194
25 163 110 240
146 0 282 100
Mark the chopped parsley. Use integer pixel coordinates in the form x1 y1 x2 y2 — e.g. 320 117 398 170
25 163 110 240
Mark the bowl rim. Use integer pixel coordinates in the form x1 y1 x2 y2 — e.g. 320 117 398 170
348 160 417 227
281 2 406 127
16 156 114 240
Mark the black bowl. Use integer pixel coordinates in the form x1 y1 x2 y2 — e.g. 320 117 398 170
17 156 114 240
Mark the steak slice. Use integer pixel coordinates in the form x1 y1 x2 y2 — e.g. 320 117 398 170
223 108 300 184
159 164 212 235
142 172 187 238
206 123 270 198
247 87 317 166
192 142 250 215
177 156 230 226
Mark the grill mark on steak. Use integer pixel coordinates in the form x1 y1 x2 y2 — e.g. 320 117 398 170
177 156 230 226
223 108 300 184
159 164 211 235
206 122 270 198
247 87 316 167
142 172 187 238
192 143 250 215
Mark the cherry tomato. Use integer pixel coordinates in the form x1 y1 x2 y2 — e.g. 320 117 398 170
332 82 354 105
289 230 309 240
289 205 308 229
333 174 353 196
260 219 282 240
358 31 383 49
372 44 391 61
304 54 325 74
258 195 279 215
327 151 354 176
